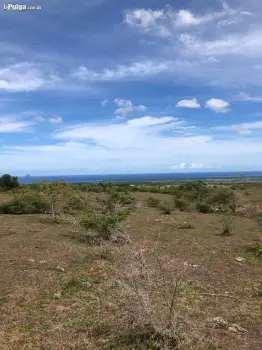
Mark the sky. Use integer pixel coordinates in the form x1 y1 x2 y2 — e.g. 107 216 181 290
1 0 262 175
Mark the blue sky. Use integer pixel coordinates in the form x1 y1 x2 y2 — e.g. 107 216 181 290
1 0 262 175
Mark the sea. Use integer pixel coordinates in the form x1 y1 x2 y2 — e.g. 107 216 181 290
18 171 262 185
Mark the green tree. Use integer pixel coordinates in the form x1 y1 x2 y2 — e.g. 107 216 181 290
0 174 19 190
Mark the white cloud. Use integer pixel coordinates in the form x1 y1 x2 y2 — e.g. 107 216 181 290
72 60 170 81
113 98 147 116
121 4 262 88
124 5 238 33
124 8 164 29
190 163 204 169
231 126 252 136
171 162 204 169
205 98 229 113
3 114 262 173
171 162 186 169
0 62 60 92
174 10 211 27
0 120 33 133
34 116 45 122
127 116 175 127
49 116 63 124
216 120 262 135
176 98 200 108
101 100 109 106
238 92 262 102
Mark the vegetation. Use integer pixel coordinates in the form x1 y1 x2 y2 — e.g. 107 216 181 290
174 198 189 211
146 196 161 207
0 173 19 190
196 201 213 214
0 174 262 349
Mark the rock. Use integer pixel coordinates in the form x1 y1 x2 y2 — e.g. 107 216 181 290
213 317 228 327
39 260 47 264
228 324 247 333
56 266 65 272
235 257 246 262
28 259 35 263
55 305 67 312
53 292 61 299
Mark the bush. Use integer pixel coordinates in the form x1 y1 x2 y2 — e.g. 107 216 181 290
249 242 262 257
196 202 213 214
110 192 135 205
159 201 172 215
146 196 161 207
220 215 234 236
0 174 19 190
80 210 129 240
174 198 188 212
0 194 48 214
208 188 235 206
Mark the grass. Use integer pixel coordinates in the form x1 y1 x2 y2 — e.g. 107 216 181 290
0 182 262 349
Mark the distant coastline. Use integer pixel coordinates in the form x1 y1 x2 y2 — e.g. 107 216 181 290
18 171 262 185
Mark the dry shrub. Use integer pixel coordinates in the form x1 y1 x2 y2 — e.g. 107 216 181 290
112 238 208 349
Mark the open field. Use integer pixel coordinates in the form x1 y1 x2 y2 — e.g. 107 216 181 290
0 182 262 349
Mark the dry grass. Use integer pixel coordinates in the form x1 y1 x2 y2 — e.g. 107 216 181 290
0 186 262 349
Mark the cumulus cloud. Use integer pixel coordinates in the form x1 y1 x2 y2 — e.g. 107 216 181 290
176 98 201 108
49 116 63 124
124 5 238 34
205 98 229 113
124 8 164 29
113 98 147 116
121 3 262 87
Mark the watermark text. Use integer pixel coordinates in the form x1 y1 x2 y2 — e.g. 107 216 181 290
4 3 42 11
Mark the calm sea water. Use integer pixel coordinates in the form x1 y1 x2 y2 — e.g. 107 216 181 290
18 171 262 184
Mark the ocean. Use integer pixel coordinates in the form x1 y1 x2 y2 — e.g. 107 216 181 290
18 171 262 184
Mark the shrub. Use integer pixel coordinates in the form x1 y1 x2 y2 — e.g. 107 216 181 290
146 196 161 207
109 192 136 208
174 198 188 212
249 242 262 257
0 194 48 214
176 222 194 229
80 210 129 240
208 188 235 206
0 174 19 190
196 202 212 214
220 215 234 236
159 201 172 215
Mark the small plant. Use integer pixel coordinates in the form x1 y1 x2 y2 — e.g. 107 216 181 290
159 201 172 215
146 196 161 208
196 201 212 214
220 215 234 236
250 242 262 257
174 198 188 212
176 222 194 229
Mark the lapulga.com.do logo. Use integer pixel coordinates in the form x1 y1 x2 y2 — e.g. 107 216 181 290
4 3 41 10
